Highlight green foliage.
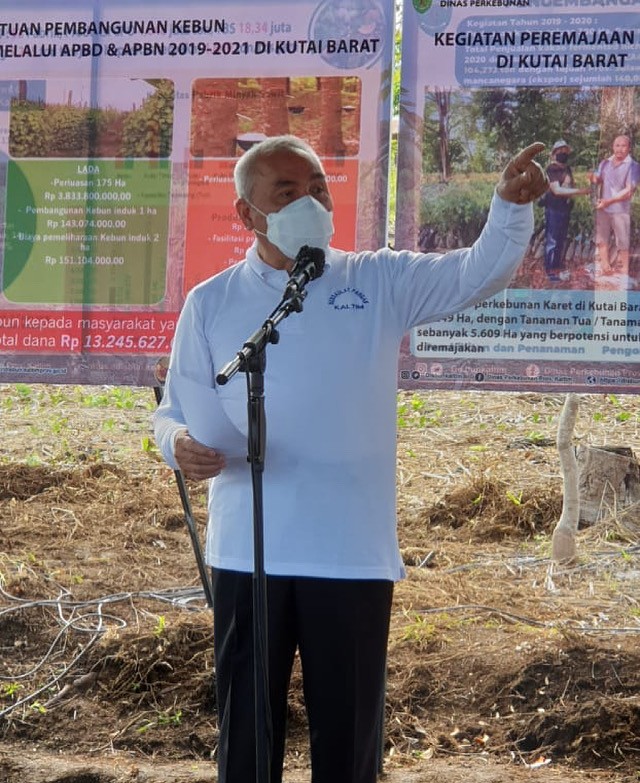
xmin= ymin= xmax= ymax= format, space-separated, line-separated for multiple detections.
xmin=8 ymin=102 xmax=48 ymax=156
xmin=588 ymin=394 xmax=640 ymax=426
xmin=77 ymin=386 xmax=140 ymax=409
xmin=2 ymin=682 xmax=22 ymax=700
xmin=393 ymin=22 xmax=402 ymax=117
xmin=506 ymin=489 xmax=523 ymax=506
xmin=9 ymin=86 xmax=172 ymax=158
xmin=397 ymin=393 xmax=442 ymax=428
xmin=401 ymin=611 xmax=437 ymax=643
xmin=400 ymin=610 xmax=466 ymax=644
xmin=49 ymin=414 xmax=69 ymax=435
xmin=9 ymin=101 xmax=116 ymax=157
xmin=141 ymin=435 xmax=159 ymax=456
xmin=47 ymin=106 xmax=101 ymax=155
xmin=421 ymin=87 xmax=606 ymax=178
xmin=14 ymin=383 xmax=32 ymax=401
xmin=121 ymin=80 xmax=174 ymax=158
xmin=136 ymin=708 xmax=182 ymax=733
xmin=419 ymin=178 xmax=495 ymax=246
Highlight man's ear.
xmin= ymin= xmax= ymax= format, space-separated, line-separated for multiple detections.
xmin=235 ymin=198 xmax=253 ymax=230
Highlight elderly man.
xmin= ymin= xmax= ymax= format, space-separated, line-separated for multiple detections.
xmin=154 ymin=135 xmax=548 ymax=783
xmin=590 ymin=134 xmax=640 ymax=281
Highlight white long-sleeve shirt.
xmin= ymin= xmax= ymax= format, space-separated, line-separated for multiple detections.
xmin=154 ymin=194 xmax=533 ymax=581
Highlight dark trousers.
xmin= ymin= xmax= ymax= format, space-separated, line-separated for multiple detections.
xmin=544 ymin=207 xmax=570 ymax=274
xmin=212 ymin=568 xmax=393 ymax=783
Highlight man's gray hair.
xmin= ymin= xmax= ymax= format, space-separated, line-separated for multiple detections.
xmin=233 ymin=135 xmax=324 ymax=201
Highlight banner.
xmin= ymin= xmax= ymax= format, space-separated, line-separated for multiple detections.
xmin=396 ymin=0 xmax=640 ymax=394
xmin=0 ymin=0 xmax=393 ymax=385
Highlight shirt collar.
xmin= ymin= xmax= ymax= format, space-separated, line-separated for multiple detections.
xmin=245 ymin=241 xmax=333 ymax=289
xmin=245 ymin=242 xmax=289 ymax=288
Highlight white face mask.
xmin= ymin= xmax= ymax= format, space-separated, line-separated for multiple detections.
xmin=249 ymin=195 xmax=334 ymax=259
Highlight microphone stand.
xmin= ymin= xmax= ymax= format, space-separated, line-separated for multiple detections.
xmin=215 ymin=278 xmax=310 ymax=783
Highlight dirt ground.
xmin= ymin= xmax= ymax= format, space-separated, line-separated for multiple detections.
xmin=0 ymin=384 xmax=638 ymax=783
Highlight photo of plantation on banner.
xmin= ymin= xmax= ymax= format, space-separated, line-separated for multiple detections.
xmin=396 ymin=0 xmax=640 ymax=394
xmin=0 ymin=0 xmax=392 ymax=385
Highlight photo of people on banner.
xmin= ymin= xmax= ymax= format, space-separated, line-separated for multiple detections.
xmin=416 ymin=85 xmax=640 ymax=292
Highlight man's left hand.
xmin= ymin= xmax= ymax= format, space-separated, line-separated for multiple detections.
xmin=497 ymin=142 xmax=549 ymax=204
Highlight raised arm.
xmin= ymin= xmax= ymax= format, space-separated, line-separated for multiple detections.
xmin=496 ymin=142 xmax=549 ymax=204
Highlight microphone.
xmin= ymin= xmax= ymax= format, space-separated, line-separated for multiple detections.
xmin=284 ymin=245 xmax=325 ymax=297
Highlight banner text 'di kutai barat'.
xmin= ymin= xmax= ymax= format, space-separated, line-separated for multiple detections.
xmin=0 ymin=0 xmax=392 ymax=385
xmin=396 ymin=0 xmax=640 ymax=394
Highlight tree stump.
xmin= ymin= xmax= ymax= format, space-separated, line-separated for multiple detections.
xmin=576 ymin=445 xmax=640 ymax=525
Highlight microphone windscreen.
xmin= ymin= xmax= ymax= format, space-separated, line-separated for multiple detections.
xmin=294 ymin=245 xmax=325 ymax=280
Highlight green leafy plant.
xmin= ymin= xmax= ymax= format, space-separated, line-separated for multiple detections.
xmin=397 ymin=394 xmax=441 ymax=429
xmin=2 ymin=682 xmax=22 ymax=700
xmin=419 ymin=179 xmax=496 ymax=247
xmin=141 ymin=436 xmax=157 ymax=454
xmin=136 ymin=708 xmax=182 ymax=733
xmin=49 ymin=414 xmax=69 ymax=435
xmin=401 ymin=611 xmax=437 ymax=643
xmin=14 ymin=383 xmax=32 ymax=401
xmin=121 ymin=80 xmax=174 ymax=158
xmin=506 ymin=489 xmax=523 ymax=506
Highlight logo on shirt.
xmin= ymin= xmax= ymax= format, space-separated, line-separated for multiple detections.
xmin=328 ymin=287 xmax=370 ymax=311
